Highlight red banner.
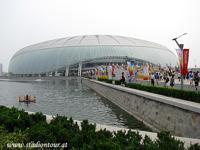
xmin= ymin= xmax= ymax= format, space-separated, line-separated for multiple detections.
xmin=181 ymin=49 xmax=189 ymax=75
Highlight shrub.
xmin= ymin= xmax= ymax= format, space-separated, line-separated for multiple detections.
xmin=143 ymin=135 xmax=159 ymax=150
xmin=97 ymin=78 xmax=200 ymax=102
xmin=0 ymin=106 xmax=47 ymax=132
xmin=115 ymin=80 xmax=121 ymax=85
xmin=112 ymin=130 xmax=143 ymax=150
xmin=27 ymin=122 xmax=56 ymax=143
xmin=0 ymin=125 xmax=28 ymax=150
xmin=29 ymin=112 xmax=46 ymax=125
xmin=156 ymin=131 xmax=184 ymax=150
xmin=0 ymin=107 xmax=31 ymax=132
xmin=98 ymin=76 xmax=108 ymax=80
xmin=188 ymin=144 xmax=200 ymax=150
xmin=1 ymin=106 xmax=200 ymax=149
xmin=50 ymin=116 xmax=80 ymax=146
xmin=127 ymin=83 xmax=200 ymax=103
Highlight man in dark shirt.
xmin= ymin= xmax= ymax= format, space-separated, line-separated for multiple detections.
xmin=120 ymin=72 xmax=125 ymax=85
xmin=194 ymin=71 xmax=199 ymax=91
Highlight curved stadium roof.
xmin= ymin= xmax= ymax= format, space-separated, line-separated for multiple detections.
xmin=9 ymin=35 xmax=178 ymax=74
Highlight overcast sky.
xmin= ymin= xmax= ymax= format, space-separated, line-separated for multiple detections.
xmin=0 ymin=0 xmax=200 ymax=72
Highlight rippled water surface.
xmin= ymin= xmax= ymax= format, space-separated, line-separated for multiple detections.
xmin=0 ymin=79 xmax=150 ymax=130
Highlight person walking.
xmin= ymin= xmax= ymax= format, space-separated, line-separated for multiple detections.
xmin=155 ymin=72 xmax=160 ymax=85
xmin=150 ymin=73 xmax=155 ymax=86
xmin=188 ymin=71 xmax=193 ymax=86
xmin=194 ymin=72 xmax=199 ymax=91
xmin=134 ymin=70 xmax=138 ymax=82
xmin=120 ymin=72 xmax=125 ymax=85
xmin=164 ymin=75 xmax=169 ymax=87
xmin=170 ymin=75 xmax=175 ymax=88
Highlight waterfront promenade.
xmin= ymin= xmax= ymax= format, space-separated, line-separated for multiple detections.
xmin=127 ymin=78 xmax=200 ymax=92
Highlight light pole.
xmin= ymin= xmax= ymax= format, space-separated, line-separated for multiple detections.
xmin=172 ymin=33 xmax=187 ymax=90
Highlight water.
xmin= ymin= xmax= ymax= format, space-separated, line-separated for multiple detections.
xmin=0 ymin=78 xmax=150 ymax=131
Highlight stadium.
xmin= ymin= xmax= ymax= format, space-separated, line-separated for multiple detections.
xmin=8 ymin=35 xmax=178 ymax=77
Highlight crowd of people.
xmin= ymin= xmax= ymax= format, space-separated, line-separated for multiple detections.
xmin=187 ymin=71 xmax=200 ymax=90
xmin=150 ymin=70 xmax=200 ymax=91
xmin=90 ymin=63 xmax=200 ymax=91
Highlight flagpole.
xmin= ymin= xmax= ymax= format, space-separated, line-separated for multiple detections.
xmin=172 ymin=33 xmax=187 ymax=90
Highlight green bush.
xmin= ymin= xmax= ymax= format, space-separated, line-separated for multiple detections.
xmin=50 ymin=116 xmax=80 ymax=146
xmin=97 ymin=79 xmax=200 ymax=102
xmin=0 ymin=106 xmax=30 ymax=132
xmin=97 ymin=78 xmax=108 ymax=82
xmin=188 ymin=144 xmax=200 ymax=150
xmin=143 ymin=135 xmax=158 ymax=150
xmin=0 ymin=106 xmax=200 ymax=150
xmin=29 ymin=112 xmax=46 ymax=124
xmin=97 ymin=78 xmax=113 ymax=84
xmin=0 ymin=106 xmax=46 ymax=132
xmin=112 ymin=130 xmax=142 ymax=150
xmin=97 ymin=78 xmax=124 ymax=85
xmin=156 ymin=131 xmax=184 ymax=150
xmin=115 ymin=80 xmax=122 ymax=85
xmin=27 ymin=122 xmax=57 ymax=143
xmin=0 ymin=126 xmax=28 ymax=150
xmin=126 ymin=83 xmax=200 ymax=103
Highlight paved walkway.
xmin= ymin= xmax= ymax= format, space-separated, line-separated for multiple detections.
xmin=130 ymin=78 xmax=199 ymax=92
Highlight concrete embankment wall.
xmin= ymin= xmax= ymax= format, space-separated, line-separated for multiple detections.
xmin=82 ymin=78 xmax=200 ymax=139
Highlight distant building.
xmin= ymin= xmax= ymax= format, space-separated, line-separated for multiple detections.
xmin=0 ymin=63 xmax=2 ymax=76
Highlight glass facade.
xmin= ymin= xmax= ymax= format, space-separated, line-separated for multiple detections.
xmin=9 ymin=35 xmax=178 ymax=74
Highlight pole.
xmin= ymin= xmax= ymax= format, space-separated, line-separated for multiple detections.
xmin=172 ymin=33 xmax=187 ymax=90
xmin=172 ymin=39 xmax=185 ymax=90
xmin=180 ymin=44 xmax=184 ymax=90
